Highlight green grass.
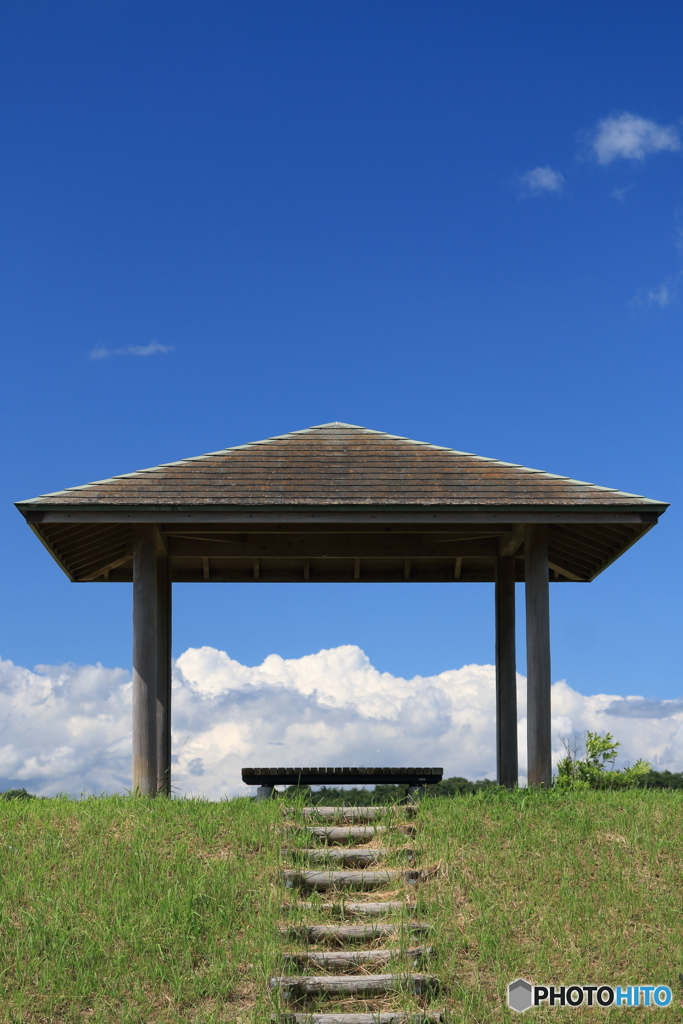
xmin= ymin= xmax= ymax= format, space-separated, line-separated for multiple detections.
xmin=1 ymin=790 xmax=682 ymax=1023
xmin=419 ymin=788 xmax=683 ymax=1021
xmin=0 ymin=796 xmax=281 ymax=1024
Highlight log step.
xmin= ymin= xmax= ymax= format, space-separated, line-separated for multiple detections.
xmin=283 ymin=946 xmax=433 ymax=968
xmin=286 ymin=849 xmax=413 ymax=866
xmin=285 ymin=807 xmax=417 ymax=821
xmin=280 ymin=923 xmax=432 ymax=943
xmin=269 ymin=973 xmax=439 ymax=997
xmin=283 ymin=870 xmax=421 ymax=891
xmin=273 ymin=1014 xmax=443 ymax=1022
xmin=306 ymin=826 xmax=384 ymax=843
xmin=292 ymin=902 xmax=411 ymax=916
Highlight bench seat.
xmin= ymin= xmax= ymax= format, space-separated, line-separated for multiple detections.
xmin=241 ymin=767 xmax=443 ymax=787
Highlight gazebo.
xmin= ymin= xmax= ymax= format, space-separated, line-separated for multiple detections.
xmin=15 ymin=423 xmax=667 ymax=794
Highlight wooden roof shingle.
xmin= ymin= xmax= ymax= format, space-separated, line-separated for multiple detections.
xmin=15 ymin=423 xmax=667 ymax=511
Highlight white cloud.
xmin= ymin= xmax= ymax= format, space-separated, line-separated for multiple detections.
xmin=89 ymin=342 xmax=174 ymax=360
xmin=519 ymin=166 xmax=565 ymax=195
xmin=647 ymin=283 xmax=673 ymax=307
xmin=2 ymin=646 xmax=682 ymax=799
xmin=610 ymin=184 xmax=633 ymax=203
xmin=631 ymin=274 xmax=680 ymax=308
xmin=590 ymin=112 xmax=680 ymax=165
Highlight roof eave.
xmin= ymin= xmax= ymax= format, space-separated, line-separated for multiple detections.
xmin=17 ymin=500 xmax=669 ymax=521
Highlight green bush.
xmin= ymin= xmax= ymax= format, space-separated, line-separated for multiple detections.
xmin=556 ymin=730 xmax=650 ymax=790
xmin=282 ymin=777 xmax=498 ymax=803
xmin=638 ymin=769 xmax=683 ymax=789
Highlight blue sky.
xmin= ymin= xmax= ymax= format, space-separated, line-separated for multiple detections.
xmin=1 ymin=1 xmax=681 ymax=713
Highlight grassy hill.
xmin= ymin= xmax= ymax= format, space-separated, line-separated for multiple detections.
xmin=1 ymin=789 xmax=682 ymax=1022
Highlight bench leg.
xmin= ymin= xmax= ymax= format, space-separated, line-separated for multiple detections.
xmin=256 ymin=785 xmax=275 ymax=800
xmin=407 ymin=783 xmax=426 ymax=802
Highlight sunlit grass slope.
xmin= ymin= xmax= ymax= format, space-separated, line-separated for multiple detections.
xmin=1 ymin=790 xmax=682 ymax=1023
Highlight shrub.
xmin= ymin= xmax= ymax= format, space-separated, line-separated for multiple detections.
xmin=556 ymin=731 xmax=650 ymax=791
xmin=638 ymin=769 xmax=683 ymax=789
xmin=281 ymin=777 xmax=497 ymax=803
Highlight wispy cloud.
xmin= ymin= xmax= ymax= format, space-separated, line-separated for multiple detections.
xmin=632 ymin=274 xmax=680 ymax=309
xmin=1 ymin=645 xmax=681 ymax=798
xmin=518 ymin=165 xmax=565 ymax=196
xmin=603 ymin=697 xmax=683 ymax=719
xmin=590 ymin=112 xmax=680 ymax=165
xmin=610 ymin=184 xmax=633 ymax=203
xmin=89 ymin=341 xmax=174 ymax=360
xmin=647 ymin=283 xmax=674 ymax=307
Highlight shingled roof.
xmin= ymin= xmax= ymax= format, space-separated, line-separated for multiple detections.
xmin=16 ymin=422 xmax=666 ymax=511
xmin=15 ymin=424 xmax=667 ymax=584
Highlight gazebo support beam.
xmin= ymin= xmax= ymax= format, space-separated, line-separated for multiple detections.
xmin=132 ymin=525 xmax=158 ymax=796
xmin=495 ymin=554 xmax=518 ymax=788
xmin=525 ymin=524 xmax=552 ymax=787
xmin=156 ymin=554 xmax=172 ymax=795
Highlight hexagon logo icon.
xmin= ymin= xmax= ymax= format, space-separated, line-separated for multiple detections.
xmin=508 ymin=978 xmax=534 ymax=1013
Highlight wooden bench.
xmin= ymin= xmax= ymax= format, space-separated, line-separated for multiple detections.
xmin=241 ymin=766 xmax=443 ymax=799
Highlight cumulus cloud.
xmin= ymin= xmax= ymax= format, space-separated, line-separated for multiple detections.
xmin=1 ymin=645 xmax=682 ymax=799
xmin=590 ymin=112 xmax=680 ymax=165
xmin=0 ymin=659 xmax=132 ymax=795
xmin=89 ymin=342 xmax=174 ymax=360
xmin=519 ymin=166 xmax=565 ymax=196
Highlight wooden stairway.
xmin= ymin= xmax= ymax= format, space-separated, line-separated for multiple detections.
xmin=271 ymin=805 xmax=442 ymax=1024
xmin=276 ymin=1017 xmax=442 ymax=1023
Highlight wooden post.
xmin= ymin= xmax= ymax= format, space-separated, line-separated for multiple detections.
xmin=525 ymin=524 xmax=552 ymax=787
xmin=132 ymin=525 xmax=158 ymax=796
xmin=495 ymin=555 xmax=518 ymax=788
xmin=156 ymin=554 xmax=172 ymax=796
